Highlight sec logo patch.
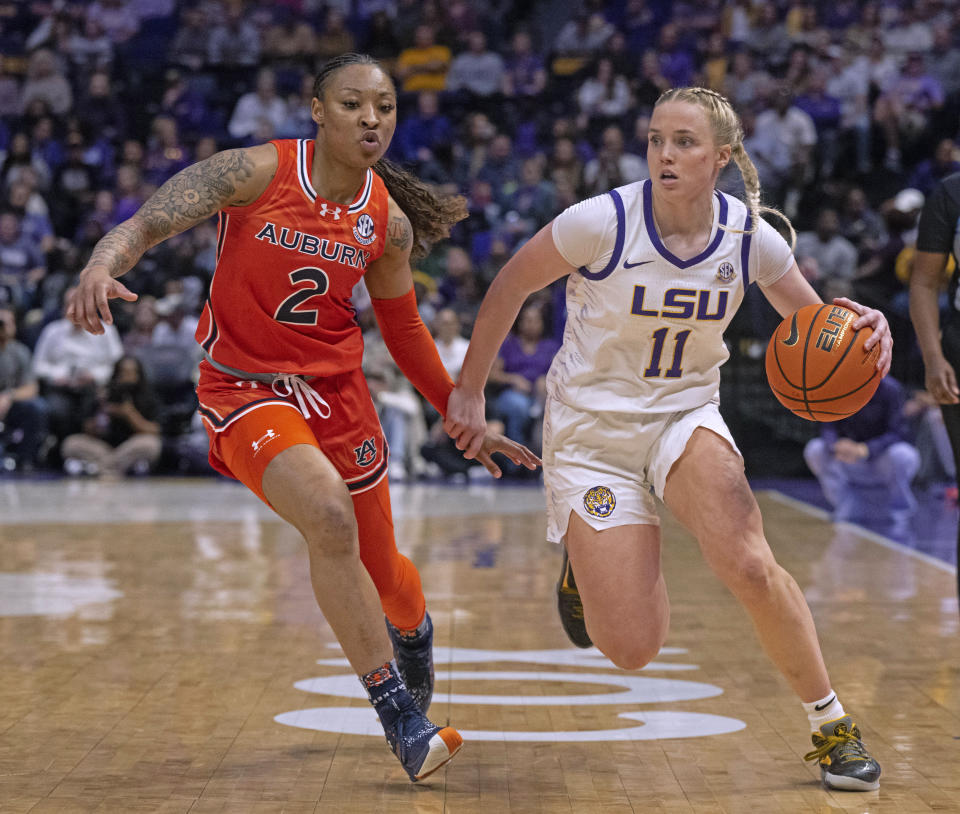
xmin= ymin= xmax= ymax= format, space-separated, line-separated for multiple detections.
xmin=583 ymin=486 xmax=616 ymax=518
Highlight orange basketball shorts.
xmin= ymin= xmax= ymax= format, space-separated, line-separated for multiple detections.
xmin=196 ymin=360 xmax=388 ymax=503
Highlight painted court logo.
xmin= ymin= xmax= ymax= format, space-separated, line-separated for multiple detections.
xmin=353 ymin=213 xmax=376 ymax=245
xmin=583 ymin=486 xmax=616 ymax=518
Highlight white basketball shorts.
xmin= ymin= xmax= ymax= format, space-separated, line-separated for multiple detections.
xmin=542 ymin=397 xmax=741 ymax=543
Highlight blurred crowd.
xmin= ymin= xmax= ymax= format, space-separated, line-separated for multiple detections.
xmin=0 ymin=0 xmax=958 ymax=482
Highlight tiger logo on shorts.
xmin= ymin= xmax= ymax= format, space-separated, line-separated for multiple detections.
xmin=583 ymin=486 xmax=616 ymax=518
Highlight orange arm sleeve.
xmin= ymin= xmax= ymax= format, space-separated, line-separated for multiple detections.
xmin=370 ymin=287 xmax=454 ymax=416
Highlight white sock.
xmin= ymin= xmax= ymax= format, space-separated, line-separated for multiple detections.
xmin=802 ymin=689 xmax=846 ymax=733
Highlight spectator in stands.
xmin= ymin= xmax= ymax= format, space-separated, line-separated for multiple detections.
xmin=144 ymin=116 xmax=191 ymax=187
xmin=316 ymin=10 xmax=356 ymax=63
xmin=928 ymin=27 xmax=960 ymax=112
xmin=754 ymin=82 xmax=817 ymax=216
xmin=75 ymin=71 xmax=127 ymax=147
xmin=855 ymin=187 xmax=925 ymax=313
xmin=113 ymin=164 xmax=147 ymax=224
xmin=476 ymin=133 xmax=521 ymax=207
xmin=804 ymin=376 xmax=920 ymax=525
xmin=576 ymin=57 xmax=633 ymax=137
xmin=874 ymin=52 xmax=943 ymax=171
xmin=839 ymin=186 xmax=887 ymax=264
xmin=489 ymin=303 xmax=558 ymax=465
xmin=583 ymin=125 xmax=648 ymax=196
xmin=393 ymin=91 xmax=453 ymax=166
xmin=261 ymin=7 xmax=317 ymax=65
xmin=549 ymin=137 xmax=584 ymax=198
xmin=160 ymin=69 xmax=214 ymax=142
xmin=0 ymin=306 xmax=47 ymax=471
xmin=501 ymin=30 xmax=547 ymax=101
xmin=7 ymin=181 xmax=54 ymax=255
xmin=446 ymin=30 xmax=505 ymax=107
xmin=0 ymin=210 xmax=45 ymax=311
xmin=656 ymin=22 xmax=695 ymax=88
xmin=169 ymin=4 xmax=210 ymax=71
xmin=208 ymin=2 xmax=261 ymax=68
xmin=554 ymin=11 xmax=613 ymax=60
xmin=67 ymin=16 xmax=114 ymax=78
xmin=432 ymin=307 xmax=469 ymax=381
xmin=506 ymin=157 xmax=557 ymax=242
xmin=794 ymin=67 xmax=843 ymax=178
xmin=395 ymin=24 xmax=451 ymax=93
xmin=122 ymin=295 xmax=159 ymax=356
xmin=86 ymin=0 xmax=140 ymax=46
xmin=359 ymin=13 xmax=400 ymax=72
xmin=748 ymin=2 xmax=789 ymax=73
xmin=722 ymin=49 xmax=769 ymax=112
xmin=33 ymin=287 xmax=123 ymax=444
xmin=634 ymin=49 xmax=671 ymax=112
xmin=62 ymin=354 xmax=161 ymax=477
xmin=794 ymin=208 xmax=858 ymax=300
xmin=0 ymin=132 xmax=49 ymax=193
xmin=228 ymin=68 xmax=289 ymax=143
xmin=20 ymin=48 xmax=72 ymax=117
xmin=908 ymin=138 xmax=960 ymax=196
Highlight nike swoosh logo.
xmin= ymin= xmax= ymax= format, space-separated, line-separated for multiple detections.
xmin=814 ymin=694 xmax=836 ymax=712
xmin=781 ymin=312 xmax=800 ymax=347
xmin=623 ymin=259 xmax=653 ymax=269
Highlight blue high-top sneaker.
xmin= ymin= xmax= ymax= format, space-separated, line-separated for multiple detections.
xmin=385 ymin=611 xmax=435 ymax=713
xmin=362 ymin=660 xmax=461 ymax=782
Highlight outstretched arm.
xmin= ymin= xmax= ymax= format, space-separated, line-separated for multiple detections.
xmin=444 ymin=222 xmax=573 ymax=459
xmin=68 ymin=144 xmax=277 ymax=334
xmin=365 ymin=197 xmax=541 ymax=477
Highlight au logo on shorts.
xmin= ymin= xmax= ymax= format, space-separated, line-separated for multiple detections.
xmin=354 ymin=436 xmax=378 ymax=467
xmin=583 ymin=486 xmax=616 ymax=518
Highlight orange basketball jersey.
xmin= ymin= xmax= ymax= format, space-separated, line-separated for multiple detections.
xmin=195 ymin=138 xmax=389 ymax=377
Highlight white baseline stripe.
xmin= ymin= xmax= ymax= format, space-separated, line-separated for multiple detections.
xmin=760 ymin=489 xmax=957 ymax=575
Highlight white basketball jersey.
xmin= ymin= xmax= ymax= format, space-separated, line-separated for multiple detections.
xmin=548 ymin=180 xmax=787 ymax=414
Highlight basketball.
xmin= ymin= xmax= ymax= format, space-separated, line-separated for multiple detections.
xmin=765 ymin=303 xmax=881 ymax=421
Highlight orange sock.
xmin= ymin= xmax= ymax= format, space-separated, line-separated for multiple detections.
xmin=352 ymin=478 xmax=426 ymax=630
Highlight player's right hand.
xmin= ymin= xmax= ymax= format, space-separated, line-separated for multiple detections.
xmin=67 ymin=268 xmax=138 ymax=335
xmin=925 ymin=355 xmax=960 ymax=404
xmin=444 ymin=385 xmax=486 ymax=459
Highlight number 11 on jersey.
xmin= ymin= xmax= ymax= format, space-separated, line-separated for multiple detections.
xmin=644 ymin=328 xmax=690 ymax=378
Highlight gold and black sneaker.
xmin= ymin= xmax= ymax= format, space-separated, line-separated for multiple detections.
xmin=556 ymin=547 xmax=592 ymax=648
xmin=804 ymin=715 xmax=881 ymax=791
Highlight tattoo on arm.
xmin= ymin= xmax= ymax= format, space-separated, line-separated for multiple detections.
xmin=387 ymin=215 xmax=413 ymax=253
xmin=87 ymin=150 xmax=257 ymax=278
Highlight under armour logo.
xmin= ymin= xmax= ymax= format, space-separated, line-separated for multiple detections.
xmin=318 ymin=203 xmax=342 ymax=220
xmin=252 ymin=428 xmax=277 ymax=454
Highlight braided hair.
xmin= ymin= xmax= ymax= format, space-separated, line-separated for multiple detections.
xmin=313 ymin=53 xmax=467 ymax=260
xmin=654 ymin=87 xmax=796 ymax=249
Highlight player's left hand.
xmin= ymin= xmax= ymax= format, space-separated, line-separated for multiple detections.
xmin=473 ymin=433 xmax=542 ymax=479
xmin=832 ymin=297 xmax=892 ymax=376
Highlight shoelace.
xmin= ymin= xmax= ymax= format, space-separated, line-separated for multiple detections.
xmin=271 ymin=374 xmax=331 ymax=419
xmin=803 ymin=723 xmax=869 ymax=763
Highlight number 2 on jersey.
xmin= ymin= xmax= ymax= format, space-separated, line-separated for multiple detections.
xmin=644 ymin=328 xmax=690 ymax=378
xmin=275 ymin=267 xmax=330 ymax=325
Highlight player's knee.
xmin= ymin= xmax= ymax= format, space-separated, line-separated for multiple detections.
xmin=593 ymin=615 xmax=667 ymax=670
xmin=597 ymin=631 xmax=664 ymax=671
xmin=716 ymin=548 xmax=776 ymax=598
xmin=301 ymin=493 xmax=358 ymax=556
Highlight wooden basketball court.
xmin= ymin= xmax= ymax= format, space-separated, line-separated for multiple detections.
xmin=1 ymin=477 xmax=958 ymax=813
